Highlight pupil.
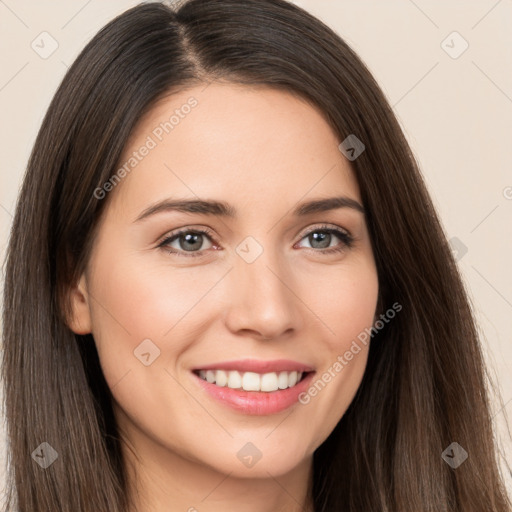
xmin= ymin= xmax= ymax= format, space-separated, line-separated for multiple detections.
xmin=182 ymin=233 xmax=202 ymax=251
xmin=311 ymin=231 xmax=330 ymax=249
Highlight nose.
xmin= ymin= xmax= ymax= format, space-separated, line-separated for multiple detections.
xmin=223 ymin=247 xmax=303 ymax=341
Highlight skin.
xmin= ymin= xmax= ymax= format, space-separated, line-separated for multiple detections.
xmin=67 ymin=82 xmax=379 ymax=512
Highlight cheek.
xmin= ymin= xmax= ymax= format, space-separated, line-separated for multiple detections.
xmin=86 ymin=252 xmax=230 ymax=382
xmin=296 ymin=257 xmax=378 ymax=445
xmin=301 ymin=256 xmax=379 ymax=349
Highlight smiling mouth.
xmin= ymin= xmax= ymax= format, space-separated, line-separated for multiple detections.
xmin=192 ymin=369 xmax=311 ymax=393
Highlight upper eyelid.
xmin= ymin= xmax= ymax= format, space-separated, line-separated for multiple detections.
xmin=158 ymin=223 xmax=352 ymax=248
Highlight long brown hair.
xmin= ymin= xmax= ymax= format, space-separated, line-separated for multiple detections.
xmin=2 ymin=1 xmax=511 ymax=510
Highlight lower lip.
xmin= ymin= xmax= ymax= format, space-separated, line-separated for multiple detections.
xmin=192 ymin=371 xmax=315 ymax=415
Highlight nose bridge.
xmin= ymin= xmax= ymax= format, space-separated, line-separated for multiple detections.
xmin=223 ymin=236 xmax=301 ymax=338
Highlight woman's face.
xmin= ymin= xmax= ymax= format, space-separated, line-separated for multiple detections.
xmin=69 ymin=82 xmax=379 ymax=479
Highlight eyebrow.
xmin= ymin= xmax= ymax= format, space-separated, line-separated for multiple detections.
xmin=134 ymin=195 xmax=365 ymax=223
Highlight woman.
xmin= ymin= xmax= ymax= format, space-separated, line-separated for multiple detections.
xmin=2 ymin=0 xmax=510 ymax=510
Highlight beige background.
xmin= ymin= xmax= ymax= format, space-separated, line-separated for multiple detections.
xmin=1 ymin=0 xmax=511 ymax=504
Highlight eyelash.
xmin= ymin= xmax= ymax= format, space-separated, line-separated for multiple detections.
xmin=157 ymin=224 xmax=354 ymax=258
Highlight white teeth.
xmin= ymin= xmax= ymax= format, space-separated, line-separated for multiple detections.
xmin=242 ymin=372 xmax=260 ymax=391
xmin=260 ymin=372 xmax=279 ymax=392
xmin=227 ymin=370 xmax=242 ymax=389
xmin=197 ymin=369 xmax=305 ymax=392
xmin=216 ymin=370 xmax=228 ymax=387
xmin=277 ymin=371 xmax=289 ymax=389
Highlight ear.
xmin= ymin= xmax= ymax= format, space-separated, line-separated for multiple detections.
xmin=66 ymin=274 xmax=92 ymax=335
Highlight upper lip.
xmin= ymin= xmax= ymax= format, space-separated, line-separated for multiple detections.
xmin=192 ymin=359 xmax=315 ymax=374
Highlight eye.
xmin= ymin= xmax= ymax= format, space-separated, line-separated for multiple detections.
xmin=157 ymin=227 xmax=216 ymax=257
xmin=157 ymin=223 xmax=354 ymax=258
xmin=295 ymin=224 xmax=354 ymax=255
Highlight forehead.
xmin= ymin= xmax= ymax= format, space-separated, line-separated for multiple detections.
xmin=108 ymin=82 xmax=361 ymax=221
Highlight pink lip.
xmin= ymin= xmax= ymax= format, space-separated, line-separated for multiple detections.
xmin=192 ymin=370 xmax=316 ymax=415
xmin=192 ymin=359 xmax=315 ymax=373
